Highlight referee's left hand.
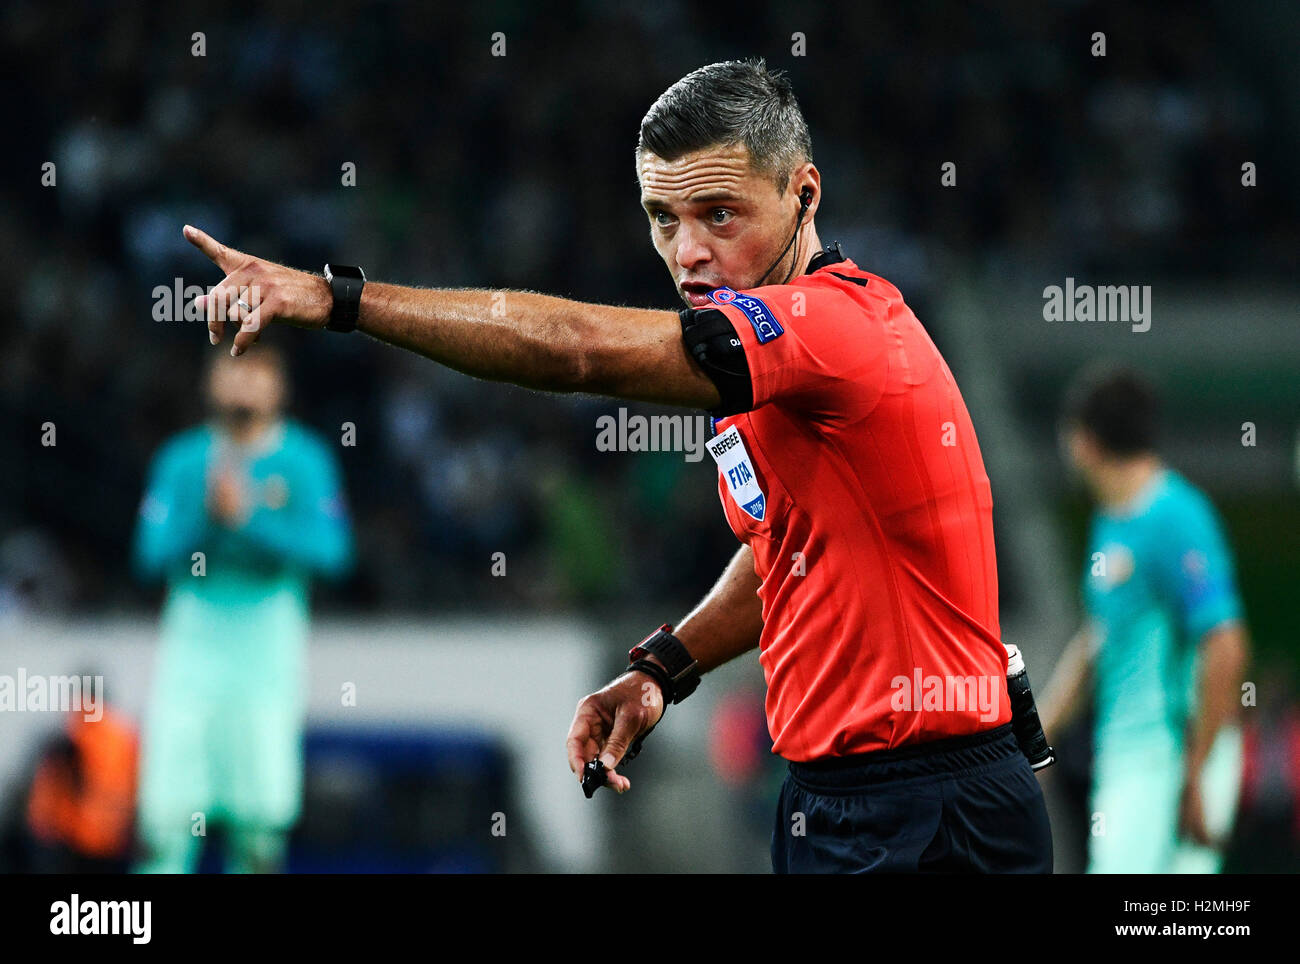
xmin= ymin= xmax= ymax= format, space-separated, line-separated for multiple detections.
xmin=566 ymin=671 xmax=665 ymax=794
xmin=184 ymin=225 xmax=333 ymax=356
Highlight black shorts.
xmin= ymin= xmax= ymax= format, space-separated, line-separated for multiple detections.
xmin=771 ymin=723 xmax=1053 ymax=873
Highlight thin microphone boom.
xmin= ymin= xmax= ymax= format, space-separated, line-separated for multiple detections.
xmin=755 ymin=188 xmax=813 ymax=288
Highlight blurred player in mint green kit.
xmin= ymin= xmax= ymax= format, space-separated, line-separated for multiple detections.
xmin=1040 ymin=366 xmax=1249 ymax=873
xmin=132 ymin=346 xmax=352 ymax=872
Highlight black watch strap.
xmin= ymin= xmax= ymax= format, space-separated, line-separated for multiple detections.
xmin=628 ymin=624 xmax=701 ymax=704
xmin=324 ymin=263 xmax=366 ymax=333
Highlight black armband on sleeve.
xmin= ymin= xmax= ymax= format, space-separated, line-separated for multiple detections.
xmin=679 ymin=307 xmax=754 ymax=416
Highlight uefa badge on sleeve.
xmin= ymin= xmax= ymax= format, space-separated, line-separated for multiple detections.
xmin=710 ymin=286 xmax=784 ymax=344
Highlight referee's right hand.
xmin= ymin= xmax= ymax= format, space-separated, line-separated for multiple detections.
xmin=566 ymin=671 xmax=665 ymax=794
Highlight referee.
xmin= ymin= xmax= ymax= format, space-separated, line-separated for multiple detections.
xmin=187 ymin=59 xmax=1053 ymax=874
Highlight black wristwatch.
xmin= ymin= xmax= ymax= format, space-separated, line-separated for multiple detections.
xmin=628 ymin=624 xmax=701 ymax=705
xmin=323 ymin=263 xmax=366 ymax=332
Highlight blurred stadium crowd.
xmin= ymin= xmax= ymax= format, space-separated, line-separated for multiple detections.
xmin=2 ymin=0 xmax=1292 ymax=618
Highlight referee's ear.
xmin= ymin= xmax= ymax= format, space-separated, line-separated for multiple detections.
xmin=789 ymin=162 xmax=821 ymax=221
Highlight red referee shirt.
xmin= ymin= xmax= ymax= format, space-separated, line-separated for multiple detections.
xmin=696 ymin=247 xmax=1011 ymax=762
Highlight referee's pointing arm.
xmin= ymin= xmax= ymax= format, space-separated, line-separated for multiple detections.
xmin=186 ymin=221 xmax=724 ymax=409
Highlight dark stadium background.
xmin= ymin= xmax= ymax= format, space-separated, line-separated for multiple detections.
xmin=1 ymin=0 xmax=1296 ymax=873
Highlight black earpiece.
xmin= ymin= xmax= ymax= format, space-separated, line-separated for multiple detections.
xmin=756 ymin=187 xmax=816 ymax=287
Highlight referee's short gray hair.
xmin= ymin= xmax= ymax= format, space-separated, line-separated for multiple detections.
xmin=637 ymin=58 xmax=813 ymax=192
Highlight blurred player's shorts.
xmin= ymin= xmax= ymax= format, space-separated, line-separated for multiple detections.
xmin=138 ymin=692 xmax=304 ymax=835
xmin=1087 ymin=725 xmax=1242 ymax=873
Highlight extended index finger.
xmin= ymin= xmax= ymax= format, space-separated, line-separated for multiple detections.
xmin=183 ymin=224 xmax=242 ymax=273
